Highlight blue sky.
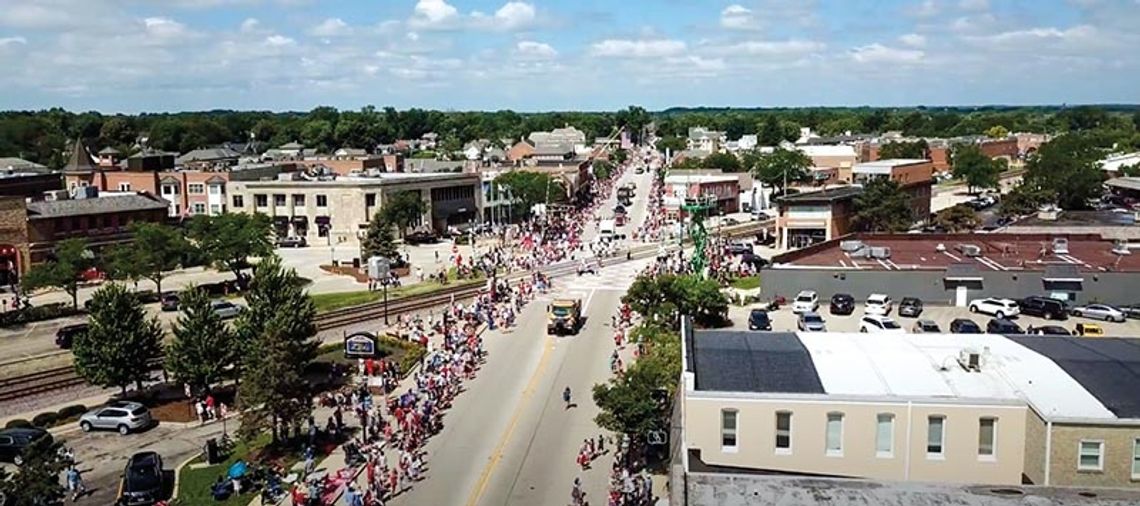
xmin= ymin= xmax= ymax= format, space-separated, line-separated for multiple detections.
xmin=0 ymin=0 xmax=1137 ymax=112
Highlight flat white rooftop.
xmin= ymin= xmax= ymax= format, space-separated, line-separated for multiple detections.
xmin=852 ymin=158 xmax=929 ymax=174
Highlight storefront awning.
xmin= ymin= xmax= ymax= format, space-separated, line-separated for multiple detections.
xmin=291 ymin=216 xmax=308 ymax=224
xmin=315 ymin=216 xmax=331 ymax=225
xmin=944 ymin=263 xmax=983 ymax=281
xmin=1043 ymin=264 xmax=1084 ymax=282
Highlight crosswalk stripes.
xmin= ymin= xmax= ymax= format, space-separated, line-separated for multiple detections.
xmin=554 ymin=258 xmax=653 ymax=293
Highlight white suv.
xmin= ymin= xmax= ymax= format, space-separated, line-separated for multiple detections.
xmin=859 ymin=315 xmax=906 ymax=334
xmin=969 ymin=298 xmax=1020 ymax=319
xmin=864 ymin=294 xmax=893 ymax=316
xmin=792 ymin=291 xmax=819 ymax=314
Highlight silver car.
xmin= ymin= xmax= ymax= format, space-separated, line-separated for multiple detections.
xmin=79 ymin=401 xmax=152 ymax=435
xmin=798 ymin=312 xmax=827 ymax=332
xmin=1071 ymin=304 xmax=1126 ymax=322
xmin=210 ymin=300 xmax=242 ymax=319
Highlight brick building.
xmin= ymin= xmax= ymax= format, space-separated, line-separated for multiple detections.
xmin=851 ymin=158 xmax=934 ymax=220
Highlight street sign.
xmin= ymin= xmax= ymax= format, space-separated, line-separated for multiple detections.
xmin=368 ymin=256 xmax=390 ymax=280
xmin=344 ymin=332 xmax=378 ymax=358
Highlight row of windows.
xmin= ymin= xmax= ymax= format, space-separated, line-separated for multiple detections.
xmin=118 ymin=182 xmax=223 ymax=194
xmin=719 ymin=410 xmax=997 ymax=460
xmin=1078 ymin=439 xmax=1140 ymax=477
xmin=431 ymin=186 xmax=475 ymax=202
xmin=240 ymin=194 xmax=330 ymax=209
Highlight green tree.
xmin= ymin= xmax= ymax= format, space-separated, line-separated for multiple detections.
xmin=493 ymin=171 xmax=564 ymax=217
xmin=301 ymin=119 xmax=335 ymax=153
xmin=187 ymin=213 xmax=273 ymax=288
xmin=611 ymin=149 xmax=629 ymax=165
xmin=593 ymin=324 xmax=680 ymax=436
xmin=592 ymin=159 xmax=615 ymax=180
xmin=999 ymin=182 xmax=1054 ymax=218
xmin=236 ymin=256 xmax=318 ymax=442
xmin=360 ymin=213 xmax=400 ymax=262
xmin=381 ymin=191 xmax=428 ymax=237
xmin=984 ymin=125 xmax=1010 ymax=139
xmin=748 ymin=148 xmax=812 ymax=194
xmin=74 ymin=283 xmax=164 ymax=393
xmin=951 ymin=144 xmax=1002 ymax=195
xmin=852 ymin=178 xmax=915 ymax=232
xmin=655 ymin=136 xmax=686 ymax=154
xmin=756 ymin=116 xmax=784 ymax=146
xmin=700 ymin=152 xmax=743 ymax=172
xmin=878 ymin=140 xmax=929 ymax=159
xmin=931 ymin=204 xmax=981 ymax=232
xmin=105 ymin=222 xmax=187 ymax=294
xmin=167 ymin=286 xmax=235 ymax=396
xmin=1024 ymin=134 xmax=1103 ymax=210
xmin=0 ymin=435 xmax=67 ymax=504
xmin=623 ymin=274 xmax=728 ymax=329
xmin=20 ymin=238 xmax=92 ymax=309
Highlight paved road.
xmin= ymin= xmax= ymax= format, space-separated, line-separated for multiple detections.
xmin=582 ymin=161 xmax=657 ymax=246
xmin=392 ymin=263 xmax=642 ymax=506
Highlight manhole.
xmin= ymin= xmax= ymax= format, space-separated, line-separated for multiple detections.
xmin=1079 ymin=491 xmax=1098 ymax=498
xmin=990 ymin=488 xmax=1025 ymax=496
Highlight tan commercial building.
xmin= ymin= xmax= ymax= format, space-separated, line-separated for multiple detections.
xmin=679 ymin=328 xmax=1140 ymax=489
xmin=851 ymin=158 xmax=934 ymax=219
xmin=775 ymin=186 xmax=861 ymax=249
xmin=226 ymin=172 xmax=481 ymax=245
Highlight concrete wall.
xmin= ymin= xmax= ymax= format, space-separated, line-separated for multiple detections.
xmin=685 ymin=394 xmax=1027 ymax=485
xmin=1024 ymin=409 xmax=1048 ymax=485
xmin=762 ymin=268 xmax=1140 ymax=306
xmin=1048 ymin=423 xmax=1140 ymax=488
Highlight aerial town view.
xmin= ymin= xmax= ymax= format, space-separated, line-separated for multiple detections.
xmin=2 ymin=1 xmax=1140 ymax=505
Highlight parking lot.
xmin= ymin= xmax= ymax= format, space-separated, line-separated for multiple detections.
xmin=728 ymin=301 xmax=1140 ymax=336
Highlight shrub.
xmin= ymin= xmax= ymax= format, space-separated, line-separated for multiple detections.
xmin=57 ymin=405 xmax=88 ymax=419
xmin=31 ymin=411 xmax=59 ymax=428
xmin=5 ymin=419 xmax=32 ymax=429
xmin=0 ymin=303 xmax=84 ymax=328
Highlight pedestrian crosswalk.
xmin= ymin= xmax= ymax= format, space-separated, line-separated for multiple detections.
xmin=553 ymin=257 xmax=654 ymax=293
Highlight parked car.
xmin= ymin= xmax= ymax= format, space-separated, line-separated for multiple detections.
xmin=829 ymin=293 xmax=855 ymax=315
xmin=748 ymin=309 xmax=772 ymax=331
xmin=792 ymin=291 xmax=819 ymax=314
xmin=859 ymin=315 xmax=905 ymax=334
xmin=1117 ymin=303 xmax=1140 ymax=319
xmin=54 ymin=323 xmax=88 ymax=349
xmin=1075 ymin=323 xmax=1106 ymax=337
xmin=898 ymin=297 xmax=923 ymax=317
xmin=118 ymin=451 xmax=164 ymax=506
xmin=722 ymin=217 xmax=741 ymax=226
xmin=1071 ymin=304 xmax=1126 ymax=323
xmin=726 ymin=242 xmax=752 ymax=256
xmin=912 ymin=319 xmax=941 ymax=333
xmin=797 ymin=312 xmax=827 ymax=332
xmin=404 ymin=231 xmax=439 ymax=245
xmin=0 ymin=427 xmax=51 ymax=465
xmin=987 ymin=318 xmax=1024 ymax=334
xmin=635 ymin=167 xmax=645 ymax=174
xmin=864 ymin=294 xmax=893 ymax=316
xmin=1018 ymin=296 xmax=1069 ymax=320
xmin=1027 ymin=325 xmax=1071 ymax=336
xmin=159 ymin=292 xmax=180 ymax=312
xmin=740 ymin=253 xmax=768 ymax=269
xmin=210 ymin=300 xmax=242 ymax=320
xmin=79 ymin=401 xmax=153 ymax=435
xmin=275 ymin=236 xmax=307 ymax=248
xmin=969 ymin=298 xmax=1020 ymax=319
xmin=949 ymin=318 xmax=983 ymax=334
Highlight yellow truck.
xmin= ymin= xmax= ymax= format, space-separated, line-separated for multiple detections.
xmin=547 ymin=299 xmax=583 ymax=335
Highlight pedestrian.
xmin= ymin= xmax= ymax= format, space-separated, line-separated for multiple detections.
xmin=195 ymin=400 xmax=206 ymax=424
xmin=344 ymin=483 xmax=363 ymax=506
xmin=66 ymin=465 xmax=86 ymax=501
xmin=303 ymin=445 xmax=315 ymax=477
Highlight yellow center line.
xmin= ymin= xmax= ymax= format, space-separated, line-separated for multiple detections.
xmin=465 ymin=336 xmax=556 ymax=506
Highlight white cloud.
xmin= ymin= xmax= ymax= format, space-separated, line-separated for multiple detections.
xmin=240 ymin=18 xmax=261 ymax=33
xmin=850 ymin=43 xmax=925 ymax=63
xmin=590 ymin=39 xmax=686 ymax=58
xmin=264 ymin=34 xmax=295 ymax=47
xmin=409 ymin=0 xmax=460 ymax=29
xmin=0 ymin=36 xmax=27 ymax=47
xmin=492 ymin=2 xmax=536 ymax=30
xmin=899 ymin=33 xmax=927 ymax=47
xmin=723 ymin=39 xmax=825 ymax=55
xmin=720 ymin=4 xmax=755 ymax=30
xmin=910 ymin=0 xmax=941 ymax=18
xmin=971 ymin=25 xmax=1096 ymax=45
xmin=958 ymin=0 xmax=989 ymax=10
xmin=514 ymin=40 xmax=556 ymax=59
xmin=309 ymin=18 xmax=350 ymax=37
xmin=143 ymin=17 xmax=192 ymax=40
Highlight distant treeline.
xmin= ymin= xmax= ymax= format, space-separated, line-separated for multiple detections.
xmin=2 ymin=105 xmax=1138 ymax=170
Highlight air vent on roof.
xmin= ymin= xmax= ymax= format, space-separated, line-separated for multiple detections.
xmin=956 ymin=244 xmax=981 ymax=257
xmin=958 ymin=349 xmax=981 ymax=372
xmin=1052 ymin=238 xmax=1070 ymax=255
xmin=840 ymin=240 xmax=865 ymax=252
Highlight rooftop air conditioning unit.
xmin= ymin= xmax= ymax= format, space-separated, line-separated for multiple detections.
xmin=956 ymin=244 xmax=981 ymax=257
xmin=1052 ymin=237 xmax=1070 ymax=255
xmin=42 ymin=190 xmax=69 ymax=201
xmin=840 ymin=240 xmax=865 ymax=253
xmin=957 ymin=349 xmax=982 ymax=372
xmin=869 ymin=247 xmax=891 ymax=259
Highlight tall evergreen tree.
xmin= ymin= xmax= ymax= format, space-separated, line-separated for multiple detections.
xmin=0 ymin=435 xmax=67 ymax=505
xmin=236 ymin=256 xmax=318 ymax=442
xmin=360 ymin=212 xmax=400 ymax=262
xmin=74 ymin=283 xmax=164 ymax=393
xmin=166 ymin=286 xmax=235 ymax=396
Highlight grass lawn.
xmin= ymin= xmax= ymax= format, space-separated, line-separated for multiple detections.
xmin=310 ymin=277 xmax=483 ymax=312
xmin=175 ymin=432 xmax=330 ymax=506
xmin=729 ymin=276 xmax=761 ymax=290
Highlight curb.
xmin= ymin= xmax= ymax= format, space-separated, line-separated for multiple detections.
xmin=170 ymin=450 xmax=203 ymax=502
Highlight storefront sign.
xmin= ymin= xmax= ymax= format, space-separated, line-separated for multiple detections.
xmin=344 ymin=332 xmax=378 ymax=358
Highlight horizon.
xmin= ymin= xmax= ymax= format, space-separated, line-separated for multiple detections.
xmin=1 ymin=0 xmax=1138 ymax=112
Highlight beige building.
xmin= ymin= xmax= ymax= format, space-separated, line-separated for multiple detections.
xmin=226 ymin=172 xmax=480 ymax=245
xmin=680 ymin=328 xmax=1140 ymax=489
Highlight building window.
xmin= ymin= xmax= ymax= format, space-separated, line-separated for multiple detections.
xmin=232 ymin=195 xmax=244 ymax=208
xmin=775 ymin=411 xmax=792 ymax=453
xmin=721 ymin=409 xmax=738 ymax=451
xmin=255 ymin=194 xmax=268 ymax=207
xmin=876 ymin=414 xmax=894 ymax=457
xmin=316 ymin=194 xmax=328 ymax=207
xmin=927 ymin=415 xmax=945 ymax=458
xmin=118 ymin=182 xmax=131 ymax=192
xmin=192 ymin=203 xmax=206 ymax=215
xmin=293 ymin=194 xmax=305 ymax=207
xmin=188 ymin=183 xmax=205 ymax=194
xmin=978 ymin=418 xmax=997 ymax=459
xmin=208 ymin=184 xmax=222 ymax=195
xmin=366 ymin=193 xmax=376 ymax=207
xmin=209 ymin=204 xmax=221 ymax=215
xmin=161 ymin=185 xmax=178 ymax=196
xmin=1132 ymin=439 xmax=1140 ymax=479
xmin=1079 ymin=440 xmax=1104 ymax=471
xmin=825 ymin=413 xmax=843 ymax=456
xmin=273 ymin=194 xmax=286 ymax=207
